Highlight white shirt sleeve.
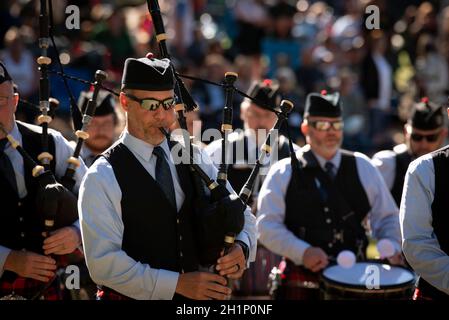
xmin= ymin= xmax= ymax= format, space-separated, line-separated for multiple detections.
xmin=371 ymin=150 xmax=397 ymax=190
xmin=400 ymin=156 xmax=449 ymax=294
xmin=256 ymin=156 xmax=312 ymax=265
xmin=79 ymin=158 xmax=179 ymax=300
xmin=355 ymin=153 xmax=401 ymax=253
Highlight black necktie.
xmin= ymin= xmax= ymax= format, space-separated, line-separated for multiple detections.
xmin=153 ymin=146 xmax=177 ymax=210
xmin=0 ymin=138 xmax=18 ymax=195
xmin=325 ymin=161 xmax=336 ymax=180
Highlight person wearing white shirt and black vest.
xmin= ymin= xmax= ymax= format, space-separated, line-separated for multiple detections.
xmin=79 ymin=56 xmax=256 ymax=300
xmin=205 ymin=79 xmax=299 ymax=297
xmin=76 ymin=90 xmax=119 ymax=168
xmin=0 ymin=61 xmax=86 ymax=300
xmin=400 ymin=107 xmax=449 ymax=300
xmin=372 ymin=97 xmax=447 ymax=206
xmin=257 ymin=90 xmax=402 ymax=300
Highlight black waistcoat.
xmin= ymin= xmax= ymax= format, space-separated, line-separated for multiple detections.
xmin=417 ymin=146 xmax=449 ymax=300
xmin=285 ymin=149 xmax=371 ymax=259
xmin=391 ymin=149 xmax=413 ymax=206
xmin=0 ymin=122 xmax=56 ymax=282
xmin=101 ymin=142 xmax=200 ymax=298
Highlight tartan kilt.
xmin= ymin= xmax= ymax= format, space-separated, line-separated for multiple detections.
xmin=0 ymin=276 xmax=61 ymax=300
xmin=96 ymin=286 xmax=132 ymax=300
xmin=272 ymin=261 xmax=320 ymax=300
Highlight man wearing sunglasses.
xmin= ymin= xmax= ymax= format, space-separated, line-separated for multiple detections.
xmin=79 ymin=55 xmax=256 ymax=300
xmin=257 ymin=90 xmax=401 ymax=299
xmin=205 ymin=79 xmax=299 ymax=298
xmin=372 ymin=98 xmax=447 ymax=206
xmin=400 ymin=106 xmax=449 ymax=300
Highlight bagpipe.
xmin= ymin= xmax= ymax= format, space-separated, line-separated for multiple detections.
xmin=14 ymin=0 xmax=299 ymax=269
xmin=145 ymin=0 xmax=298 ymax=265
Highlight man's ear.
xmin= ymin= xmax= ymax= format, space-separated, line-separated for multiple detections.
xmin=301 ymin=121 xmax=308 ymax=136
xmin=13 ymin=93 xmax=19 ymax=113
xmin=119 ymin=92 xmax=129 ymax=112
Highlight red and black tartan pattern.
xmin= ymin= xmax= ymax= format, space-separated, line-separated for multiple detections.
xmin=412 ymin=288 xmax=433 ymax=301
xmin=0 ymin=276 xmax=61 ymax=300
xmin=96 ymin=286 xmax=132 ymax=300
xmin=272 ymin=263 xmax=320 ymax=300
xmin=0 ymin=254 xmax=72 ymax=300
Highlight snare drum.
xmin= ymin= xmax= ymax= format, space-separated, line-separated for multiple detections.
xmin=321 ymin=262 xmax=416 ymax=300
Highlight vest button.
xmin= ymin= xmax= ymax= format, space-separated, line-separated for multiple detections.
xmin=180 ymin=252 xmax=183 ymax=257
xmin=19 ymin=217 xmax=23 ymax=222
xmin=326 ymin=218 xmax=331 ymax=224
xmin=328 ymin=243 xmax=333 ymax=248
xmin=20 ymin=232 xmax=25 ymax=238
xmin=179 ymin=235 xmax=182 ymax=241
xmin=324 ymin=207 xmax=329 ymax=213
xmin=18 ymin=202 xmax=22 ymax=207
xmin=177 ymin=219 xmax=180 ymax=224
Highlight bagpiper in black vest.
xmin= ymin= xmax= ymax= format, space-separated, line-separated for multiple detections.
xmin=100 ymin=141 xmax=200 ymax=299
xmin=0 ymin=122 xmax=56 ymax=284
xmin=417 ymin=145 xmax=449 ymax=300
xmin=227 ymin=133 xmax=291 ymax=205
xmin=391 ymin=148 xmax=413 ymax=206
xmin=285 ymin=148 xmax=371 ymax=259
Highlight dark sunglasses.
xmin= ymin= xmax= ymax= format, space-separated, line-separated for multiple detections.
xmin=123 ymin=92 xmax=176 ymax=111
xmin=410 ymin=132 xmax=440 ymax=142
xmin=309 ymin=120 xmax=344 ymax=131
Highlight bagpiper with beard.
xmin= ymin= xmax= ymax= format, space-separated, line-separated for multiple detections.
xmin=372 ymin=97 xmax=447 ymax=206
xmin=205 ymin=79 xmax=299 ymax=297
xmin=79 ymin=55 xmax=256 ymax=300
xmin=76 ymin=90 xmax=119 ymax=168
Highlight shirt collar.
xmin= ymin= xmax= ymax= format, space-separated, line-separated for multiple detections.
xmin=122 ymin=128 xmax=170 ymax=162
xmin=311 ymin=149 xmax=341 ymax=170
xmin=3 ymin=122 xmax=21 ymax=151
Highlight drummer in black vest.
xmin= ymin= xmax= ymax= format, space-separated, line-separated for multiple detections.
xmin=0 ymin=61 xmax=86 ymax=299
xmin=257 ymin=90 xmax=402 ymax=299
xmin=372 ymin=97 xmax=447 ymax=206
xmin=76 ymin=90 xmax=120 ymax=168
xmin=400 ymin=107 xmax=449 ymax=300
xmin=205 ymin=79 xmax=299 ymax=297
xmin=78 ymin=55 xmax=256 ymax=300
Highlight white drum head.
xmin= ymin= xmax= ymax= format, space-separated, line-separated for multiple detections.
xmin=322 ymin=262 xmax=415 ymax=288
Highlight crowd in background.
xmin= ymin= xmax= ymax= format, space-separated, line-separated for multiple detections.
xmin=2 ymin=0 xmax=449 ymax=155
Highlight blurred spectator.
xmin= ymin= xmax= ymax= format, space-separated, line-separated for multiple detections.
xmin=275 ymin=66 xmax=304 ymax=142
xmin=233 ymin=0 xmax=269 ymax=56
xmin=360 ymin=30 xmax=393 ymax=149
xmin=1 ymin=26 xmax=37 ymax=99
xmin=415 ymin=34 xmax=449 ymax=105
xmin=191 ymin=54 xmax=231 ymax=132
xmin=91 ymin=8 xmax=135 ymax=71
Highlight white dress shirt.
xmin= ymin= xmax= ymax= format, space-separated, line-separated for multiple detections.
xmin=372 ymin=144 xmax=409 ymax=190
xmin=205 ymin=129 xmax=300 ymax=190
xmin=79 ymin=129 xmax=256 ymax=300
xmin=0 ymin=121 xmax=87 ymax=277
xmin=257 ymin=145 xmax=401 ymax=266
xmin=400 ymin=153 xmax=449 ymax=295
